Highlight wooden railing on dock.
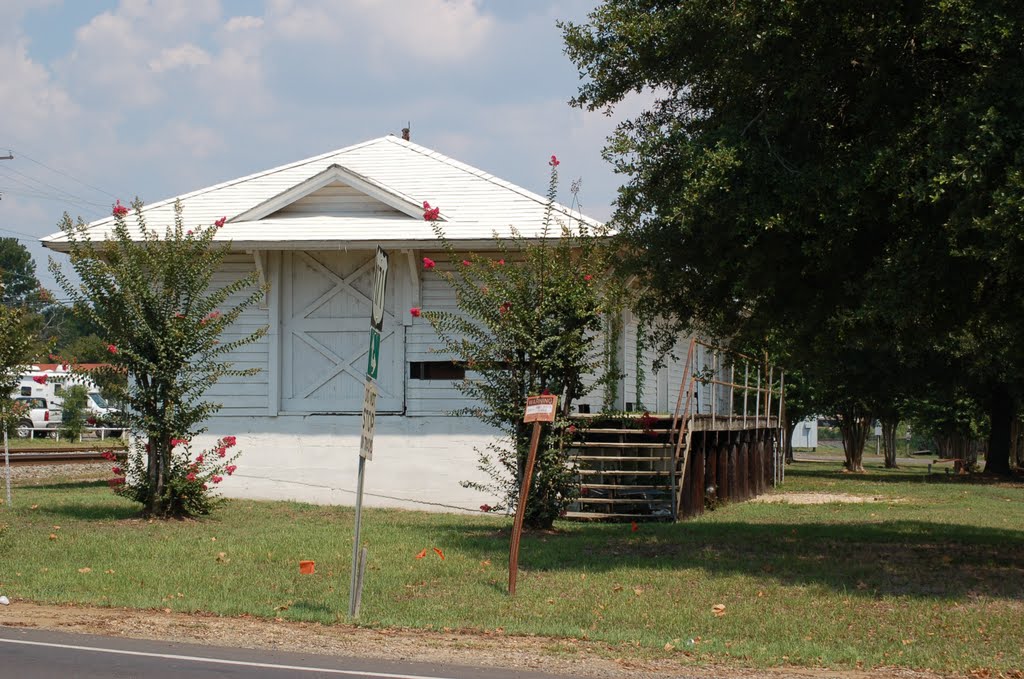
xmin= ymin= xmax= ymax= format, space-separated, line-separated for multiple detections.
xmin=565 ymin=339 xmax=786 ymax=522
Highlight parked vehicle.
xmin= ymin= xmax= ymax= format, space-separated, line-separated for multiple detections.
xmin=16 ymin=367 xmax=119 ymax=425
xmin=10 ymin=396 xmax=62 ymax=438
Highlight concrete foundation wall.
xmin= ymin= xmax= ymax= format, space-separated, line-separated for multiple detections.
xmin=192 ymin=415 xmax=503 ymax=513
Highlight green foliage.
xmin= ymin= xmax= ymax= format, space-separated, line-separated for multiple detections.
xmin=0 ymin=237 xmax=43 ymax=308
xmin=0 ymin=304 xmax=41 ymax=437
xmin=422 ymin=161 xmax=621 ymax=528
xmin=563 ymin=0 xmax=1024 ymax=474
xmin=50 ymin=200 xmax=267 ymax=517
xmin=60 ymin=384 xmax=90 ymax=440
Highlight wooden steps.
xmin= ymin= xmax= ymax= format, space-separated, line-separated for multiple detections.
xmin=565 ymin=414 xmax=678 ymax=522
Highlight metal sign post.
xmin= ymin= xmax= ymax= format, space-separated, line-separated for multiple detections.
xmin=4 ymin=429 xmax=11 ymax=507
xmin=508 ymin=394 xmax=557 ymax=596
xmin=350 ymin=247 xmax=388 ymax=619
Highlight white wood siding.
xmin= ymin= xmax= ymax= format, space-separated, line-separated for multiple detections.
xmin=206 ymin=254 xmax=270 ymax=416
xmin=275 ymin=181 xmax=406 ymax=217
xmin=406 ymin=251 xmax=477 ymax=416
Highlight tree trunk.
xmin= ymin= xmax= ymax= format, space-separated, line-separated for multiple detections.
xmin=880 ymin=416 xmax=898 ymax=469
xmin=838 ymin=407 xmax=869 ymax=472
xmin=785 ymin=415 xmax=797 ymax=464
xmin=985 ymin=384 xmax=1014 ymax=476
xmin=1011 ymin=418 xmax=1023 ymax=469
xmin=145 ymin=435 xmax=160 ymax=516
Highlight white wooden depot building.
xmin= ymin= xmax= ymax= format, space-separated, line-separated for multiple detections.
xmin=43 ymin=136 xmax=688 ymax=511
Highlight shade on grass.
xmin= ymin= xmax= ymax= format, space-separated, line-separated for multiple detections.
xmin=1 ymin=462 xmax=1021 ymax=673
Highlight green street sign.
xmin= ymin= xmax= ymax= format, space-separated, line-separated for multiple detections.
xmin=366 ymin=327 xmax=381 ymax=380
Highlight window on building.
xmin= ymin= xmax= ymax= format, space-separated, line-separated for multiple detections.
xmin=409 ymin=361 xmax=466 ymax=380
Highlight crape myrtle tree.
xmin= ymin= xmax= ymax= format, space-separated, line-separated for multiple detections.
xmin=563 ymin=0 xmax=1024 ymax=475
xmin=419 ymin=157 xmax=620 ymax=529
xmin=50 ymin=200 xmax=266 ymax=517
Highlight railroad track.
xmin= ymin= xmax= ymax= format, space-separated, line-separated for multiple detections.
xmin=3 ymin=448 xmax=127 ymax=467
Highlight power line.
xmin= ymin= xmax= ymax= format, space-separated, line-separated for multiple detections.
xmin=0 ymin=186 xmax=108 ymax=209
xmin=0 ymin=164 xmax=105 ymax=212
xmin=0 ymin=225 xmax=50 ymax=241
xmin=9 ymin=147 xmax=119 ymax=200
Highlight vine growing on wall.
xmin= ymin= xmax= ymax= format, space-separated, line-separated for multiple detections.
xmin=634 ymin=317 xmax=647 ymax=411
xmin=602 ymin=312 xmax=624 ymax=411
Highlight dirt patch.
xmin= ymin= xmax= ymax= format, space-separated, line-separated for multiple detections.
xmin=0 ymin=601 xmax=952 ymax=679
xmin=752 ymin=492 xmax=898 ymax=505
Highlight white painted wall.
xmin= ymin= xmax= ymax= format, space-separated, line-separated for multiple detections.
xmin=198 ymin=415 xmax=500 ymax=513
xmin=204 ymin=249 xmax=698 ymax=511
xmin=791 ymin=417 xmax=818 ymax=450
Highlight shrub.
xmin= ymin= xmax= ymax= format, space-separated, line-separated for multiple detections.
xmin=51 ymin=200 xmax=266 ymax=517
xmin=60 ymin=384 xmax=90 ymax=441
xmin=105 ymin=436 xmax=241 ymax=516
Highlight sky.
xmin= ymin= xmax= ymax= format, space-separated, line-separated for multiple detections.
xmin=1 ymin=0 xmax=650 ymax=292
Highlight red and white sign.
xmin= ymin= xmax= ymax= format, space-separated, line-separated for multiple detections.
xmin=523 ymin=395 xmax=558 ymax=423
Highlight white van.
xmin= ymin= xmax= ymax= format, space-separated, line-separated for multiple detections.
xmin=17 ymin=366 xmax=118 ymax=422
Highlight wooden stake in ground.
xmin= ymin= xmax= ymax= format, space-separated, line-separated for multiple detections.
xmin=509 ymin=394 xmax=557 ymax=596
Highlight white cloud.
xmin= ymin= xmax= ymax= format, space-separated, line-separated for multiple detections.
xmin=264 ymin=0 xmax=494 ymax=68
xmin=149 ymin=43 xmax=211 ymax=72
xmin=0 ymin=38 xmax=78 ymax=141
xmin=225 ymin=15 xmax=264 ymax=32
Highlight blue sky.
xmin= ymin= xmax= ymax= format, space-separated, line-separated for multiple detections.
xmin=1 ymin=0 xmax=649 ymax=290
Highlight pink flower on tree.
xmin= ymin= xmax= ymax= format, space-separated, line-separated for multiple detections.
xmin=422 ymin=201 xmax=440 ymax=221
xmin=549 ymin=155 xmax=560 ymax=168
xmin=497 ymin=259 xmax=505 ymax=266
xmin=107 ymin=344 xmax=118 ymax=354
xmin=101 ymin=451 xmax=116 ymax=461
xmin=499 ymin=301 xmax=512 ymax=315
xmin=409 ymin=307 xmax=422 ymax=317
xmin=226 ymin=465 xmax=237 ymax=475
xmin=212 ymin=475 xmax=223 ymax=484
xmin=214 ymin=216 xmax=226 ymax=228
xmin=170 ymin=438 xmax=189 ymax=447
xmin=422 ymin=257 xmax=436 ymax=270
xmin=461 ymin=259 xmax=472 ymax=267
xmin=195 ymin=454 xmax=204 ymax=464
xmin=223 ymin=435 xmax=237 ymax=447
xmin=186 ymin=472 xmax=196 ymax=482
xmin=112 ymin=466 xmax=122 ymax=475
xmin=112 ymin=200 xmax=129 ymax=217
xmin=217 ymin=447 xmax=227 ymax=457
xmin=584 ymin=274 xmax=593 ymax=282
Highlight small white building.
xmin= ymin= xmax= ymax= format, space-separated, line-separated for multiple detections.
xmin=791 ymin=417 xmax=818 ymax=450
xmin=43 ymin=136 xmax=692 ymax=511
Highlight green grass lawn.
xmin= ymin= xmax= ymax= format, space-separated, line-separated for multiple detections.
xmin=1 ymin=461 xmax=1021 ymax=674
xmin=5 ymin=436 xmax=127 ymax=450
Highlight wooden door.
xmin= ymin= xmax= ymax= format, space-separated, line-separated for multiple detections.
xmin=281 ymin=250 xmax=403 ymax=413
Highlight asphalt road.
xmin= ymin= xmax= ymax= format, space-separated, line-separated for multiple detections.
xmin=0 ymin=626 xmax=572 ymax=679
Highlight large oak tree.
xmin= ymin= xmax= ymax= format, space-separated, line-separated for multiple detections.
xmin=563 ymin=0 xmax=1024 ymax=474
